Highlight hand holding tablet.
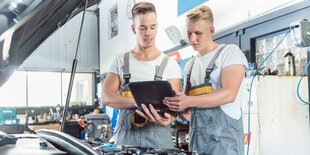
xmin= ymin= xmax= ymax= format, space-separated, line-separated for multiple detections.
xmin=128 ymin=81 xmax=182 ymax=115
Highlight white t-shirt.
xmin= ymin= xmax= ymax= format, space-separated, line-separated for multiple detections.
xmin=184 ymin=44 xmax=248 ymax=119
xmin=108 ymin=52 xmax=182 ymax=86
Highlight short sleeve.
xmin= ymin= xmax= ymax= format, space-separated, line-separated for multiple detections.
xmin=220 ymin=44 xmax=248 ymax=69
xmin=108 ymin=53 xmax=124 ymax=75
xmin=163 ymin=57 xmax=182 ymax=80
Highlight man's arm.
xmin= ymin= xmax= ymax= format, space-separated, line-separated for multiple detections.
xmin=168 ymin=78 xmax=182 ymax=93
xmin=164 ymin=64 xmax=245 ymax=111
xmin=190 ymin=64 xmax=245 ymax=108
xmin=101 ymin=73 xmax=136 ymax=109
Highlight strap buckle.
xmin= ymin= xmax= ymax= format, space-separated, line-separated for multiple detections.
xmin=123 ymin=74 xmax=131 ymax=84
xmin=154 ymin=75 xmax=162 ymax=81
xmin=205 ymin=69 xmax=212 ymax=79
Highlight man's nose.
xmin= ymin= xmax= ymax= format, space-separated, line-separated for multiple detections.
xmin=145 ymin=29 xmax=150 ymax=36
xmin=189 ymin=34 xmax=196 ymax=43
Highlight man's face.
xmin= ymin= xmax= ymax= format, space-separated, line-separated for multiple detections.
xmin=186 ymin=19 xmax=214 ymax=52
xmin=132 ymin=12 xmax=157 ymax=49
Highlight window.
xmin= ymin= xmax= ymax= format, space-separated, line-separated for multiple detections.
xmin=62 ymin=73 xmax=93 ymax=106
xmin=255 ymin=31 xmax=307 ymax=75
xmin=0 ymin=71 xmax=26 ymax=107
xmin=27 ymin=72 xmax=61 ymax=107
xmin=0 ymin=71 xmax=94 ymax=107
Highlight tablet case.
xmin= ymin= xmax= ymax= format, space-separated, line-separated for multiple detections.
xmin=128 ymin=81 xmax=178 ymax=115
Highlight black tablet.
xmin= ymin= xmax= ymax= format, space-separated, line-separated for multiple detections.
xmin=128 ymin=81 xmax=178 ymax=115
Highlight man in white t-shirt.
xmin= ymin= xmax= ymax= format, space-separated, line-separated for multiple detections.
xmin=102 ymin=2 xmax=182 ymax=149
xmin=163 ymin=5 xmax=248 ymax=154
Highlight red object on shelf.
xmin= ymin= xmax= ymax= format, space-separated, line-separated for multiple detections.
xmin=167 ymin=51 xmax=181 ymax=61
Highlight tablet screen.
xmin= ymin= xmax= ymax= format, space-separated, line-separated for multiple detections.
xmin=128 ymin=81 xmax=176 ymax=114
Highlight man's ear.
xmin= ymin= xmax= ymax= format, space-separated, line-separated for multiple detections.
xmin=131 ymin=24 xmax=136 ymax=34
xmin=210 ymin=25 xmax=215 ymax=34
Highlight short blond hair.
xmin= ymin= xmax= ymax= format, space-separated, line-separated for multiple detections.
xmin=186 ymin=5 xmax=213 ymax=24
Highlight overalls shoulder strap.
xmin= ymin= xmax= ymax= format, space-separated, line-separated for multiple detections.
xmin=186 ymin=44 xmax=227 ymax=81
xmin=154 ymin=55 xmax=169 ymax=81
xmin=185 ymin=44 xmax=227 ymax=94
xmin=121 ymin=51 xmax=148 ymax=128
xmin=204 ymin=44 xmax=227 ymax=81
xmin=123 ymin=51 xmax=131 ymax=84
xmin=123 ymin=52 xmax=169 ymax=82
xmin=184 ymin=56 xmax=197 ymax=95
xmin=186 ymin=56 xmax=197 ymax=79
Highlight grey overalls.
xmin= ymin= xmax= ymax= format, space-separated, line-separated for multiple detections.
xmin=185 ymin=45 xmax=244 ymax=155
xmin=114 ymin=51 xmax=174 ymax=149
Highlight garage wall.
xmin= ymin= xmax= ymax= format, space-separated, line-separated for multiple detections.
xmin=99 ymin=0 xmax=301 ymax=73
xmin=98 ymin=0 xmax=179 ymax=73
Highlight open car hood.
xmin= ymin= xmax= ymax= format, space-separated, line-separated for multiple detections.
xmin=0 ymin=0 xmax=101 ymax=87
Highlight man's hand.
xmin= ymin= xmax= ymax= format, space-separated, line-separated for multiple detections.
xmin=163 ymin=92 xmax=192 ymax=112
xmin=135 ymin=104 xmax=175 ymax=126
xmin=178 ymin=111 xmax=191 ymax=122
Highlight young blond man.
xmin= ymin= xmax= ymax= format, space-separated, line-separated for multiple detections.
xmin=164 ymin=5 xmax=247 ymax=154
